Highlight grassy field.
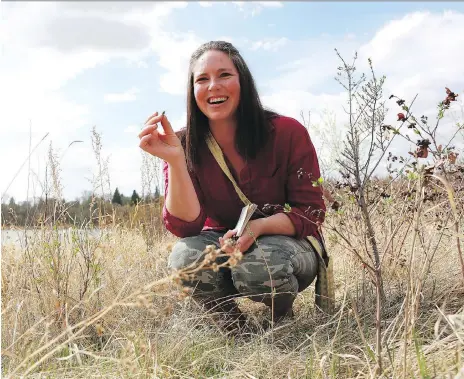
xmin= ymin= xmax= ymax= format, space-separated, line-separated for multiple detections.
xmin=2 ymin=58 xmax=463 ymax=378
xmin=2 ymin=180 xmax=463 ymax=378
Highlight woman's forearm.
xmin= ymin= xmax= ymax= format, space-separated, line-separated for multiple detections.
xmin=254 ymin=213 xmax=296 ymax=237
xmin=165 ymin=157 xmax=202 ymax=222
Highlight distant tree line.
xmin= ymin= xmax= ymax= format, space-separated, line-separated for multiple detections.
xmin=1 ymin=187 xmax=163 ymax=228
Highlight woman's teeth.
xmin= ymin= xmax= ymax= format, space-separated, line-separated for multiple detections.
xmin=208 ymin=97 xmax=228 ymax=104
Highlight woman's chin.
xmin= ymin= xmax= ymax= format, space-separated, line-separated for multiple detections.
xmin=206 ymin=111 xmax=232 ymax=122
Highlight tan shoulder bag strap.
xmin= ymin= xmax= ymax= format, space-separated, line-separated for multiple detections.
xmin=205 ymin=131 xmax=251 ymax=206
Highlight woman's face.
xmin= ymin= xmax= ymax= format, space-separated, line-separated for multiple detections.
xmin=192 ymin=50 xmax=241 ymax=123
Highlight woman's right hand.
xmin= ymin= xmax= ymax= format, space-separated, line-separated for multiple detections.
xmin=138 ymin=112 xmax=184 ymax=163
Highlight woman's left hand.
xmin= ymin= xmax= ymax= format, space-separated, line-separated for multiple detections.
xmin=219 ymin=219 xmax=263 ymax=254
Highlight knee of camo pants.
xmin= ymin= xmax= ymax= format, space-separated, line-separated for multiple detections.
xmin=168 ymin=232 xmax=238 ymax=300
xmin=230 ymin=235 xmax=318 ymax=304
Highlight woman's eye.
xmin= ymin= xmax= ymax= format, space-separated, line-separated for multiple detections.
xmin=196 ymin=77 xmax=207 ymax=82
xmin=220 ymin=73 xmax=231 ymax=77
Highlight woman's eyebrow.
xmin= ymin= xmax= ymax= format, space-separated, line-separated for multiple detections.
xmin=195 ymin=68 xmax=232 ymax=77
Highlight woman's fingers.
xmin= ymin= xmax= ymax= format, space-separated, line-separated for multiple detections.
xmin=219 ymin=230 xmax=239 ymax=254
xmin=159 ymin=113 xmax=175 ymax=135
xmin=223 ymin=229 xmax=237 ymax=240
xmin=144 ymin=112 xmax=175 ymax=135
xmin=144 ymin=111 xmax=158 ymax=124
xmin=139 ymin=133 xmax=155 ymax=150
xmin=138 ymin=123 xmax=158 ymax=139
xmin=220 ymin=243 xmax=234 ymax=255
xmin=138 ymin=111 xmax=184 ymax=162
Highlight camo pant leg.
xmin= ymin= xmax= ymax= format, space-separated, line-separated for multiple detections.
xmin=168 ymin=230 xmax=238 ymax=302
xmin=230 ymin=235 xmax=318 ymax=308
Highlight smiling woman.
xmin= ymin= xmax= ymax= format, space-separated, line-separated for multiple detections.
xmin=138 ymin=40 xmax=329 ymax=332
xmin=192 ymin=52 xmax=241 ymax=125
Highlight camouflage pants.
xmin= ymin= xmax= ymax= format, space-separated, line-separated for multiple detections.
xmin=168 ymin=230 xmax=318 ymax=309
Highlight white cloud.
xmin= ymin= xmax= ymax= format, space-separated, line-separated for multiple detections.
xmin=265 ymin=10 xmax=464 ymax=121
xmin=0 ymin=2 xmax=180 ymax=137
xmin=257 ymin=1 xmax=283 ymax=8
xmin=357 ymin=10 xmax=464 ymax=148
xmin=261 ymin=10 xmax=464 ymax=176
xmin=232 ymin=1 xmax=283 ymax=17
xmin=154 ymin=32 xmax=205 ymax=96
xmin=134 ymin=60 xmax=149 ymax=69
xmin=0 ymin=2 xmax=191 ymax=201
xmin=56 ymin=2 xmax=159 ymax=14
xmin=112 ymin=3 xmax=203 ymax=96
xmin=265 ymin=36 xmax=359 ymax=93
xmin=124 ymin=125 xmax=141 ymax=134
xmin=198 ymin=2 xmax=213 ymax=7
xmin=54 ymin=141 xmax=145 ymax=203
xmin=171 ymin=111 xmax=188 ymax=132
xmin=359 ymin=11 xmax=464 ymax=96
xmin=344 ymin=33 xmax=357 ymax=41
xmin=31 ymin=16 xmax=151 ymax=54
xmin=216 ymin=36 xmax=235 ymax=43
xmin=104 ymin=87 xmax=140 ymax=103
xmin=250 ymin=37 xmax=288 ymax=51
xmin=106 ymin=146 xmax=147 ymax=198
xmin=232 ymin=1 xmax=283 ymax=9
xmin=262 ymin=90 xmax=345 ymax=123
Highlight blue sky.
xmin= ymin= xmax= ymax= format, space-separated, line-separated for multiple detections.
xmin=1 ymin=1 xmax=463 ymax=202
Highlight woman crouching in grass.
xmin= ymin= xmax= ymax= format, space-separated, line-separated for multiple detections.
xmin=138 ymin=40 xmax=328 ymax=333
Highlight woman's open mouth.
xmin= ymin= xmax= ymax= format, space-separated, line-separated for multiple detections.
xmin=207 ymin=96 xmax=229 ymax=107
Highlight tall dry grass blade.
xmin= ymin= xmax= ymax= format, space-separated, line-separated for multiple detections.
xmin=2 ymin=132 xmax=49 ymax=200
xmin=428 ymin=174 xmax=464 ymax=283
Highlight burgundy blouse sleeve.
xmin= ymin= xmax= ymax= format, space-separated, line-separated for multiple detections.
xmin=280 ymin=120 xmax=326 ymax=239
xmin=162 ymin=160 xmax=207 ymax=238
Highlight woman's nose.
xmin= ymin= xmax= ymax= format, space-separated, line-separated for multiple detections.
xmin=208 ymin=78 xmax=220 ymax=91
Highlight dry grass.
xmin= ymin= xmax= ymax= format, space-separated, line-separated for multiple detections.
xmin=2 ymin=78 xmax=463 ymax=376
xmin=2 ymin=194 xmax=463 ymax=378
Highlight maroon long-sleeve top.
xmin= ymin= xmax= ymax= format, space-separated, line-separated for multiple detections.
xmin=162 ymin=115 xmax=326 ymax=240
